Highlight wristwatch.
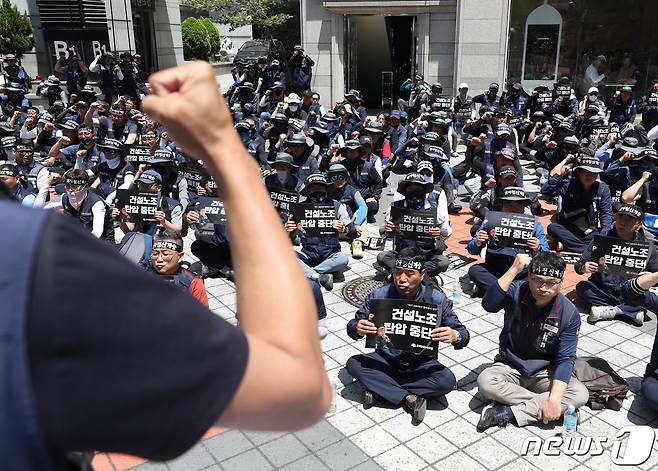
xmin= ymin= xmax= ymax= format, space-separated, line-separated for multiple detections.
xmin=452 ymin=330 xmax=461 ymax=344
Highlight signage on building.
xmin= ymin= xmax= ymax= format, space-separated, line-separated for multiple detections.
xmin=131 ymin=0 xmax=154 ymax=9
xmin=42 ymin=30 xmax=111 ymax=71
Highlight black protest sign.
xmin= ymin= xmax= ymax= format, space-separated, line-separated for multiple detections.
xmin=179 ymin=168 xmax=204 ymax=190
xmin=649 ymin=93 xmax=658 ymax=106
xmin=538 ymin=91 xmax=553 ymax=104
xmin=291 ymin=203 xmax=336 ymax=237
xmin=365 ymin=237 xmax=386 ymax=250
xmin=197 ymin=197 xmax=226 ymax=224
xmin=390 ymin=206 xmax=436 ymax=242
xmin=556 ymin=85 xmax=571 ymax=97
xmin=433 ymin=96 xmax=452 ymax=111
xmin=365 ymin=299 xmax=441 ymax=356
xmin=116 ymin=189 xmax=159 ymax=223
xmin=508 ymin=116 xmax=524 ymax=127
xmin=559 ymin=252 xmax=581 ymax=265
xmin=125 ymin=144 xmax=153 ymax=165
xmin=455 ymin=105 xmax=472 ymax=120
xmin=267 ymin=186 xmax=301 ymax=213
xmin=483 ymin=211 xmax=535 ymax=250
xmin=592 ymin=235 xmax=651 ymax=277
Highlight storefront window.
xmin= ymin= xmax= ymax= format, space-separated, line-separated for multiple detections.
xmin=507 ymin=0 xmax=658 ymax=101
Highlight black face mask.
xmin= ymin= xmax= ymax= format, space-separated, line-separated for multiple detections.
xmin=405 ymin=192 xmax=425 ymax=208
xmin=79 ymin=138 xmax=93 ymax=146
xmin=308 ymin=191 xmax=326 ymax=203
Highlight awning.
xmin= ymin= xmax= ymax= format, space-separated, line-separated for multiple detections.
xmin=322 ymin=0 xmax=456 ymax=15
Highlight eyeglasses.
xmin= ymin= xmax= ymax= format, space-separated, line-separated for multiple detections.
xmin=151 ymin=249 xmax=177 ymax=261
xmin=312 ymin=97 xmax=320 ymax=101
xmin=329 ymin=174 xmax=346 ymax=181
xmin=529 ymin=277 xmax=561 ymax=288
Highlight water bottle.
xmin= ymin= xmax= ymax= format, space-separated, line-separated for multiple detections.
xmin=562 ymin=404 xmax=578 ymax=437
xmin=328 ymin=376 xmax=343 ymax=414
xmin=452 ymin=279 xmax=462 ymax=306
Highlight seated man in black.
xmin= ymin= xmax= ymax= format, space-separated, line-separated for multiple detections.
xmin=346 ymin=248 xmax=470 ymax=422
xmin=576 ymin=204 xmax=658 ymax=326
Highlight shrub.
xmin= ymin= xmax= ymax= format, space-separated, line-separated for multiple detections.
xmin=199 ymin=17 xmax=221 ymax=56
xmin=182 ymin=17 xmax=210 ymax=60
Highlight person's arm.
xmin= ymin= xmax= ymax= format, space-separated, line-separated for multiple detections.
xmin=623 ymin=271 xmax=658 ymax=304
xmin=353 ymin=190 xmax=368 ymax=226
xmin=34 ymin=167 xmax=50 ymax=208
xmin=647 ymin=123 xmax=658 ymax=141
xmin=189 ymin=277 xmax=209 ymax=307
xmin=54 ymin=57 xmax=65 ymax=73
xmin=540 ymin=173 xmax=568 ymax=197
xmin=598 ymin=184 xmax=613 ymax=232
xmin=482 ymin=254 xmax=531 ymax=312
xmin=88 ymin=56 xmax=100 ymax=73
xmin=143 ymin=62 xmax=330 ymax=430
xmin=346 ymin=292 xmax=374 ymax=340
xmin=90 ymin=200 xmax=106 ymax=238
xmin=436 ymin=189 xmax=451 ymax=236
xmin=621 ymin=172 xmax=649 ymax=203
xmin=535 ymin=223 xmax=549 ymax=251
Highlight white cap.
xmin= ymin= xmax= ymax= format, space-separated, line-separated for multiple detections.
xmin=287 ymin=93 xmax=302 ymax=104
xmin=588 ymin=86 xmax=599 ymax=94
xmin=458 ymin=82 xmax=469 ymax=89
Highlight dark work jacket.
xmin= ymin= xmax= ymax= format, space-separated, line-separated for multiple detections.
xmin=483 ymin=281 xmax=580 ymax=382
xmin=92 ymin=160 xmax=134 ymax=198
xmin=343 ymin=157 xmax=382 ymax=200
xmin=0 ymin=202 xmax=54 ymax=470
xmin=62 ymin=191 xmax=115 ymax=242
xmin=347 ymin=283 xmax=469 ymax=369
xmin=575 ymin=227 xmax=658 ymax=298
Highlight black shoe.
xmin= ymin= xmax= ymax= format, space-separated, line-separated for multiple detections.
xmin=471 ymin=284 xmax=484 ymax=298
xmin=403 ymin=395 xmax=427 ymax=422
xmin=448 ymin=203 xmax=462 ymax=214
xmin=333 ymin=272 xmax=346 ymax=283
xmin=367 ymin=215 xmax=377 ymax=224
xmin=476 ymin=402 xmax=511 ymax=432
xmin=364 ymin=389 xmax=378 ymax=409
xmin=218 ymin=266 xmax=234 ymax=281
xmin=318 ymin=274 xmax=334 ymax=291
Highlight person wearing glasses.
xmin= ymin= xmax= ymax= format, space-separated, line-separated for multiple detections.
xmin=475 ymin=252 xmax=588 ymax=432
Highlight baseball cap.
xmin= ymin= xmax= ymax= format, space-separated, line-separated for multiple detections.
xmin=498 ymin=166 xmax=516 ymax=179
xmin=575 ymin=155 xmax=603 ymax=173
xmin=0 ymin=161 xmax=19 ymax=177
xmin=616 ymin=204 xmax=643 ymax=221
xmin=458 ymin=82 xmax=469 ymax=89
xmin=137 ymin=169 xmax=162 ymax=185
xmin=588 ymin=87 xmax=599 ymax=94
xmin=498 ymin=186 xmax=529 ymax=202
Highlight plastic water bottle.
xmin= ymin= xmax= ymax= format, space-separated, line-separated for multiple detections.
xmin=328 ymin=376 xmax=343 ymax=414
xmin=563 ymin=404 xmax=578 ymax=437
xmin=452 ymin=279 xmax=462 ymax=306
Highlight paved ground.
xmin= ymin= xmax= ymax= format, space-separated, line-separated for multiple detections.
xmin=92 ymin=153 xmax=658 ymax=471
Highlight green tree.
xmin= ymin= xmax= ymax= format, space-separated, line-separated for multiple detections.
xmin=182 ymin=17 xmax=211 ymax=60
xmin=0 ymin=0 xmax=35 ymax=58
xmin=199 ymin=17 xmax=221 ymax=56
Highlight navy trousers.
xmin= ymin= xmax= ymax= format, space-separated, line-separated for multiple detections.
xmin=577 ymin=280 xmax=658 ymax=319
xmin=547 ymin=223 xmax=596 ymax=254
xmin=642 ymin=377 xmax=658 ymax=410
xmin=469 ymin=263 xmax=527 ymax=292
xmin=346 ymin=351 xmax=456 ymax=405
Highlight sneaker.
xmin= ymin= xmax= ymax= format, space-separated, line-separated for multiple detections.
xmin=587 ymin=306 xmax=620 ymax=324
xmin=218 ymin=266 xmax=235 ymax=281
xmin=318 ymin=318 xmax=328 ymax=339
xmin=476 ymin=402 xmax=511 ymax=432
xmin=633 ymin=311 xmax=645 ymax=327
xmin=364 ymin=389 xmax=378 ymax=409
xmin=403 ymin=394 xmax=427 ymax=422
xmin=333 ymin=272 xmax=346 ymax=283
xmin=471 ymin=284 xmax=484 ymax=298
xmin=448 ymin=203 xmax=462 ymax=214
xmin=351 ymin=240 xmax=364 ymax=259
xmin=318 ymin=273 xmax=334 ymax=291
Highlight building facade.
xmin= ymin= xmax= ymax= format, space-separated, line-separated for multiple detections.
xmin=302 ymin=0 xmax=658 ymax=107
xmin=13 ymin=0 xmax=184 ymax=79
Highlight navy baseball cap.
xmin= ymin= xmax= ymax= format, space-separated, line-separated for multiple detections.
xmin=137 ymin=169 xmax=162 ymax=185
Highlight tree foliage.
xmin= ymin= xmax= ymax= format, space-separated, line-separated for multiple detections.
xmin=182 ymin=17 xmax=211 ymax=60
xmin=199 ymin=17 xmax=221 ymax=55
xmin=182 ymin=0 xmax=295 ymax=34
xmin=0 ymin=0 xmax=35 ymax=58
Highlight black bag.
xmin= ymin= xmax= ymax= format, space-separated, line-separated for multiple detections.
xmin=572 ymin=356 xmax=629 ymax=411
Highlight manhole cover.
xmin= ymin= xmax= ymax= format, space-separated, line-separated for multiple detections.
xmin=342 ymin=276 xmax=386 ymax=307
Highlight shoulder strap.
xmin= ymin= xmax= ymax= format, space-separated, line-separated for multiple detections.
xmin=423 ymin=284 xmax=434 ymax=303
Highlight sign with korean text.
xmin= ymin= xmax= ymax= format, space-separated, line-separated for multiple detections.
xmin=592 ymin=235 xmax=651 ymax=277
xmin=390 ymin=206 xmax=436 ymax=242
xmin=197 ymin=197 xmax=226 ymax=224
xmin=267 ymin=186 xmax=301 ymax=213
xmin=366 ymin=299 xmax=441 ymax=356
xmin=538 ymin=91 xmax=553 ymax=104
xmin=291 ymin=203 xmax=336 ymax=237
xmin=483 ymin=211 xmax=536 ymax=251
xmin=179 ymin=168 xmax=204 ymax=190
xmin=433 ymin=96 xmax=452 ymax=111
xmin=125 ymin=144 xmax=153 ymax=165
xmin=556 ymin=85 xmax=571 ymax=97
xmin=116 ymin=189 xmax=159 ymax=223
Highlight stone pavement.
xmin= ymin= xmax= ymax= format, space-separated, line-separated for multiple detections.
xmin=93 ymin=157 xmax=658 ymax=471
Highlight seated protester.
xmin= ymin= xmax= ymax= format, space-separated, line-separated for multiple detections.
xmin=467 ymin=187 xmax=549 ymax=295
xmin=146 ymin=149 xmax=190 ymax=213
xmin=469 ymin=165 xmax=518 ymax=223
xmin=377 ymin=173 xmax=451 ymax=277
xmin=60 ymin=169 xmax=114 ymax=242
xmin=14 ymin=139 xmax=49 ymax=207
xmin=345 ymin=248 xmax=470 ymax=422
xmin=620 ymin=271 xmax=658 ymax=410
xmin=283 ymin=132 xmax=320 ymax=183
xmin=85 ymin=102 xmax=138 ymax=144
xmin=285 ymin=174 xmax=352 ymax=291
xmin=0 ymin=161 xmax=35 ymax=206
xmin=113 ymin=169 xmax=183 ymax=236
xmin=335 ymin=139 xmax=383 ymax=223
xmin=417 ymin=154 xmax=459 ymax=214
xmin=387 ymin=110 xmax=408 ymax=156
xmin=35 ymin=115 xmax=59 ymax=152
xmin=476 ymin=252 xmax=589 ymax=431
xmin=235 ymin=120 xmax=267 ymax=168
xmin=257 ymin=81 xmax=286 ymax=117
xmin=363 ymin=121 xmax=391 ymax=164
xmin=322 ymin=111 xmax=344 ymax=148
xmin=45 ymin=124 xmax=100 ymax=170
xmin=283 ymin=93 xmax=308 ymax=121
xmin=264 ymin=152 xmax=303 ymax=192
xmin=535 ymin=133 xmax=580 ymax=184
xmin=604 ymin=138 xmax=655 ymax=192
xmin=463 ymin=121 xmax=516 ymax=195
xmin=576 ymin=204 xmax=658 ymax=326
xmin=88 ymin=138 xmax=135 ymax=202
xmin=19 ymin=106 xmax=41 ymax=140
xmin=424 ymin=111 xmax=453 ymax=156
xmin=541 ymin=153 xmax=612 ymax=253
xmin=326 ymin=163 xmax=368 ymax=259
xmin=308 ymin=120 xmax=331 ymax=158
xmin=621 ymin=159 xmax=658 ymax=240
xmin=148 ymin=231 xmax=208 ymax=307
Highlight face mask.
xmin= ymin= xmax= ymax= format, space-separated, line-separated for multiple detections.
xmin=406 ymin=193 xmax=425 ymax=208
xmin=67 ymin=188 xmax=87 ymax=210
xmin=308 ymin=192 xmax=326 ymax=203
xmin=588 ymin=94 xmax=597 ymax=101
xmin=288 ymin=104 xmax=299 ymax=112
xmin=79 ymin=138 xmax=92 ymax=146
xmin=106 ymin=155 xmax=121 ymax=168
xmin=276 ymin=170 xmax=289 ymax=183
xmin=423 ymin=174 xmax=433 ymax=184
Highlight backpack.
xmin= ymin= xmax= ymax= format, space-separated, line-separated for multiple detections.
xmin=572 ymin=356 xmax=629 ymax=411
xmin=117 ymin=231 xmax=153 ymax=268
